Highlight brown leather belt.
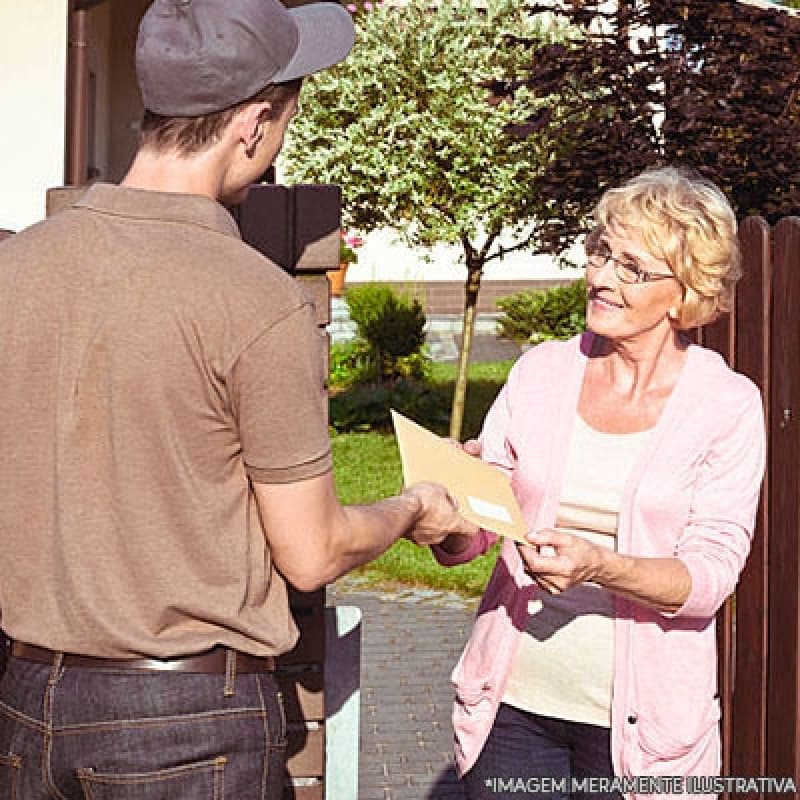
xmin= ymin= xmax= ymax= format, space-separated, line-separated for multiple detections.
xmin=10 ymin=642 xmax=276 ymax=673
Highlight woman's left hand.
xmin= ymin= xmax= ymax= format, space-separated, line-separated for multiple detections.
xmin=517 ymin=528 xmax=604 ymax=594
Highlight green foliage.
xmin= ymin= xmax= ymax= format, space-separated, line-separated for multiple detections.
xmin=330 ymin=429 xmax=404 ymax=502
xmin=328 ymin=338 xmax=429 ymax=391
xmin=328 ymin=285 xmax=440 ymax=432
xmin=329 ymin=378 xmax=448 ymax=433
xmin=282 ymin=0 xmax=571 ymax=439
xmin=329 ymin=340 xmax=373 ymax=388
xmin=499 ymin=1 xmax=800 ymax=251
xmin=339 ymin=239 xmax=357 ymax=266
xmin=330 ymin=359 xmax=515 ymax=595
xmin=497 ymin=280 xmax=586 ymax=345
xmin=427 ymin=360 xmax=516 ymax=438
xmin=282 ymin=0 xmax=566 ymax=253
xmin=345 ymin=284 xmax=427 ymax=381
xmin=346 ymin=538 xmax=501 ymax=597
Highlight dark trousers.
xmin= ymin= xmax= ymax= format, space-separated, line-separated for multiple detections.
xmin=0 ymin=655 xmax=287 ymax=799
xmin=462 ymin=703 xmax=622 ymax=800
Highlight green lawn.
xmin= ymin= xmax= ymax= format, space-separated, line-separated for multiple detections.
xmin=330 ymin=359 xmax=513 ymax=596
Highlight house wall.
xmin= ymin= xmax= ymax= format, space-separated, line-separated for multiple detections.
xmin=0 ymin=0 xmax=70 ymax=231
xmin=341 ymin=226 xmax=585 ymax=288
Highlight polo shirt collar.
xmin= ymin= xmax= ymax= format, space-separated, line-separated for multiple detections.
xmin=73 ymin=183 xmax=242 ymax=240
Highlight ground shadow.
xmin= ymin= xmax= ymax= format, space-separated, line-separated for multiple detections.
xmin=425 ymin=764 xmax=467 ymax=799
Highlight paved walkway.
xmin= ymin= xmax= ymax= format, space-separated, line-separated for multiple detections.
xmin=327 ymin=579 xmax=480 ymax=800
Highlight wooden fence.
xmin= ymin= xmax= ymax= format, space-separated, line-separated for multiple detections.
xmin=699 ymin=216 xmax=800 ymax=798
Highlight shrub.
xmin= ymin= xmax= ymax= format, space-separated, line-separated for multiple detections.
xmin=329 ymin=340 xmax=431 ymax=390
xmin=496 ymin=279 xmax=586 ymax=345
xmin=329 ymin=340 xmax=373 ymax=389
xmin=329 ymin=379 xmax=449 ymax=433
xmin=345 ymin=284 xmax=428 ymax=382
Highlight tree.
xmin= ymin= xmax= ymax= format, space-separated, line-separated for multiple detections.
xmin=282 ymin=0 xmax=566 ymax=439
xmin=488 ymin=0 xmax=800 ymax=254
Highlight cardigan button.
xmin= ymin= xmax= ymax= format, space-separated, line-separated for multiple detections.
xmin=627 ymin=713 xmax=638 ymax=724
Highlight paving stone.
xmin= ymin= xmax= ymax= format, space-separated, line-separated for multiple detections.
xmin=328 ymin=583 xmax=477 ymax=799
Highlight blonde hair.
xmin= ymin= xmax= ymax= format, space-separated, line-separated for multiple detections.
xmin=593 ymin=166 xmax=741 ymax=329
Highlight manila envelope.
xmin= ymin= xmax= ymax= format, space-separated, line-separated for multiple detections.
xmin=391 ymin=410 xmax=529 ymax=544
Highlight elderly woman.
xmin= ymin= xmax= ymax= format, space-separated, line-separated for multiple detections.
xmin=433 ymin=167 xmax=765 ymax=800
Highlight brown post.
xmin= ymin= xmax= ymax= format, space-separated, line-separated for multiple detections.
xmin=66 ymin=1 xmax=90 ymax=186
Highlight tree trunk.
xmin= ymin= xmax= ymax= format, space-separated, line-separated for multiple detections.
xmin=449 ymin=263 xmax=483 ymax=440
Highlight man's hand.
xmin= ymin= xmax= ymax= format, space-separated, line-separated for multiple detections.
xmin=402 ymin=482 xmax=480 ymax=546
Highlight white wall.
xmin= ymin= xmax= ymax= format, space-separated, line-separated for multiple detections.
xmin=0 ymin=1 xmax=69 ymax=231
xmin=347 ymin=228 xmax=584 ymax=284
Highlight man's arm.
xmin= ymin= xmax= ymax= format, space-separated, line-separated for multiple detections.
xmin=253 ymin=472 xmax=479 ymax=591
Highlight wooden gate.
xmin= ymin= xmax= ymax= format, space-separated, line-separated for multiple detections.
xmin=699 ymin=216 xmax=800 ymax=798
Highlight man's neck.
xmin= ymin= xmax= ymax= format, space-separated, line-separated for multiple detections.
xmin=121 ymin=147 xmax=226 ymax=201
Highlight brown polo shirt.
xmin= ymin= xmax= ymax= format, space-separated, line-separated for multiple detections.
xmin=0 ymin=184 xmax=332 ymax=658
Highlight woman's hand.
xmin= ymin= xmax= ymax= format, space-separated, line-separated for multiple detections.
xmin=516 ymin=528 xmax=605 ymax=594
xmin=518 ymin=528 xmax=692 ymax=612
xmin=445 ymin=437 xmax=482 ymax=457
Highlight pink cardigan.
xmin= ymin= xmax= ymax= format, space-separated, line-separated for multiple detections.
xmin=433 ymin=333 xmax=765 ymax=799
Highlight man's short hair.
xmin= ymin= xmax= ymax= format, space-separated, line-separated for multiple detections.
xmin=139 ymin=78 xmax=302 ymax=157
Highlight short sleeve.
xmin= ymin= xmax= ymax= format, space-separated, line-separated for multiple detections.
xmin=230 ymin=303 xmax=332 ymax=484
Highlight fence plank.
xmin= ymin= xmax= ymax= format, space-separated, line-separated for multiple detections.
xmin=287 ymin=726 xmax=325 ymax=775
xmin=278 ymin=671 xmax=325 ymax=720
xmin=701 ymin=277 xmax=736 ymax=784
xmin=730 ymin=218 xmax=772 ymax=797
xmin=701 ymin=306 xmax=734 ymax=364
xmin=766 ymin=217 xmax=800 ymax=784
xmin=768 ymin=217 xmax=800 ymax=780
xmin=292 ymin=184 xmax=341 ymax=275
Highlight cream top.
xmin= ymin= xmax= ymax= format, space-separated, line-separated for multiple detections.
xmin=501 ymin=415 xmax=651 ymax=726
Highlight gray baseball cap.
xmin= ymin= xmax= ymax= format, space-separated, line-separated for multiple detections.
xmin=136 ymin=0 xmax=355 ymax=116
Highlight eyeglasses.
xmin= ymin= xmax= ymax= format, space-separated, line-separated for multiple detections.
xmin=586 ymin=243 xmax=676 ymax=285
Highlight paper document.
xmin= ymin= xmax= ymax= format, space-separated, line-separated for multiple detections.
xmin=390 ymin=410 xmax=529 ymax=544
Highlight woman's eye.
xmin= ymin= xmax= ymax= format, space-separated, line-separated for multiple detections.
xmin=620 ymin=260 xmax=641 ymax=275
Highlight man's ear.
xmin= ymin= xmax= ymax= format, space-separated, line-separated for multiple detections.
xmin=237 ymin=101 xmax=273 ymax=152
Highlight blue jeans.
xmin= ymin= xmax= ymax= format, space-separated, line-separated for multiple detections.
xmin=0 ymin=655 xmax=287 ymax=799
xmin=462 ymin=704 xmax=621 ymax=800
